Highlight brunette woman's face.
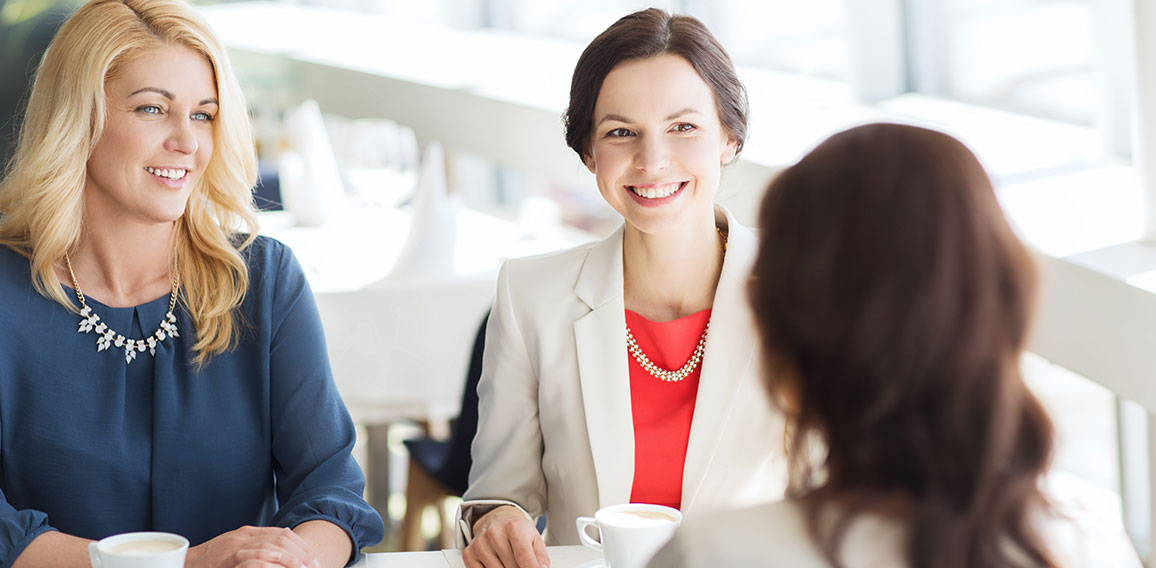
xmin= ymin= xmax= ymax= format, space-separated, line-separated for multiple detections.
xmin=585 ymin=54 xmax=737 ymax=236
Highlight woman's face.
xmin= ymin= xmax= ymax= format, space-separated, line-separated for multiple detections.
xmin=85 ymin=44 xmax=217 ymax=228
xmin=585 ymin=54 xmax=737 ymax=236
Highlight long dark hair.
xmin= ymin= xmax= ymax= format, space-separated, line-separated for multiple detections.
xmin=749 ymin=123 xmax=1056 ymax=568
xmin=563 ymin=7 xmax=747 ymax=161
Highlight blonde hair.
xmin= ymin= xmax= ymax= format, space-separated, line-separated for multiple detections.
xmin=0 ymin=0 xmax=259 ymax=366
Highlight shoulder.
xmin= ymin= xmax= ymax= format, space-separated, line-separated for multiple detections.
xmin=662 ymin=501 xmax=908 ymax=568
xmin=502 ymin=239 xmax=600 ymax=277
xmin=497 ymin=235 xmax=606 ymax=296
xmin=232 ymin=236 xmax=311 ymax=318
xmin=236 ymin=235 xmax=302 ymax=286
xmin=0 ymin=245 xmax=34 ymax=309
xmin=1035 ymin=503 xmax=1142 ymax=567
xmin=0 ymin=245 xmax=31 ymax=283
xmin=654 ymin=502 xmax=812 ymax=568
xmin=238 ymin=234 xmax=292 ymax=269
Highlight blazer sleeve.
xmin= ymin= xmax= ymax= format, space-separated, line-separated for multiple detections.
xmin=264 ymin=243 xmax=385 ymax=565
xmin=457 ymin=260 xmax=547 ymax=545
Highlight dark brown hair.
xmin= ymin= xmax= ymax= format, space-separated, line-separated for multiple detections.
xmin=563 ymin=8 xmax=747 ymax=160
xmin=750 ymin=123 xmax=1056 ymax=568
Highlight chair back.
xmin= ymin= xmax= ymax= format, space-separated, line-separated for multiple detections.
xmin=437 ymin=309 xmax=488 ymax=495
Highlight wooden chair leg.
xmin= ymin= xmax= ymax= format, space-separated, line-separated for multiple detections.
xmin=439 ymin=497 xmax=456 ymax=550
xmin=401 ymin=459 xmax=433 ymax=550
xmin=401 ymin=457 xmax=456 ymax=551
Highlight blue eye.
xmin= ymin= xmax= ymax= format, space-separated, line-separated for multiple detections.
xmin=607 ymin=128 xmax=634 ymax=138
xmin=192 ymin=111 xmax=215 ymax=122
xmin=136 ymin=105 xmax=163 ymax=115
xmin=671 ymin=123 xmax=696 ymax=133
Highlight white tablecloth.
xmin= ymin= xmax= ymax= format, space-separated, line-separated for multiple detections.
xmin=358 ymin=546 xmax=602 ymax=568
xmin=260 ymin=206 xmax=585 ymax=426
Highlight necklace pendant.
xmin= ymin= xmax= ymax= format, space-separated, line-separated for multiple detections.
xmin=77 ymin=311 xmax=98 ymax=333
xmin=97 ymin=332 xmax=113 ymax=352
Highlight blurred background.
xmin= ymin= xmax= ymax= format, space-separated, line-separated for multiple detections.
xmin=3 ymin=0 xmax=1155 ymax=560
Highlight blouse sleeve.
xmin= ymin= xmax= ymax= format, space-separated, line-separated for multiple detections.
xmin=0 ymin=486 xmax=55 ymax=568
xmin=457 ymin=260 xmax=547 ymax=545
xmin=263 ymin=243 xmax=385 ymax=565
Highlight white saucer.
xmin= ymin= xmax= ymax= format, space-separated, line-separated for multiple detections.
xmin=573 ymin=560 xmax=606 ymax=568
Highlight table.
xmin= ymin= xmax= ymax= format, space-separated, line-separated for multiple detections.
xmin=356 ymin=546 xmax=602 ymax=568
xmin=261 ymin=205 xmax=584 ymax=425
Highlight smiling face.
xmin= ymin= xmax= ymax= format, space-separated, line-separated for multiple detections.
xmin=585 ymin=54 xmax=737 ymax=236
xmin=84 ymin=43 xmax=218 ymax=228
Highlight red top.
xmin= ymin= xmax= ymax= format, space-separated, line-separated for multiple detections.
xmin=625 ymin=308 xmax=710 ymax=511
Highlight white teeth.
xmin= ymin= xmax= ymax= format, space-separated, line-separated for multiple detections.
xmin=145 ymin=167 xmax=187 ymax=180
xmin=630 ymin=182 xmax=681 ymax=199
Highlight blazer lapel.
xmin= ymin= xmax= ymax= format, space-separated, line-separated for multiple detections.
xmin=573 ymin=226 xmax=636 ymax=508
xmin=680 ymin=208 xmax=761 ymax=514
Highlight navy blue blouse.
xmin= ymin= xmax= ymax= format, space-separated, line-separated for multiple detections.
xmin=0 ymin=237 xmax=384 ymax=566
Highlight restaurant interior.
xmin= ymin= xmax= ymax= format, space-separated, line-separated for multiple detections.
xmin=1 ymin=0 xmax=1153 ymax=564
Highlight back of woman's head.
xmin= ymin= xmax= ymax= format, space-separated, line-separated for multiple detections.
xmin=750 ymin=123 xmax=1055 ymax=568
xmin=0 ymin=0 xmax=258 ymax=366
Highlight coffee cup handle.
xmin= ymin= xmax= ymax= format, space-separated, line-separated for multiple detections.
xmin=88 ymin=542 xmax=101 ymax=568
xmin=575 ymin=516 xmax=602 ymax=552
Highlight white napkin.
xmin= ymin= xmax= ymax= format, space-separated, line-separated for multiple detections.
xmin=386 ymin=141 xmax=460 ymax=280
xmin=279 ymin=99 xmax=347 ymax=226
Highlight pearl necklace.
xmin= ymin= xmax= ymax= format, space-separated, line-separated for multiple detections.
xmin=626 ymin=321 xmax=709 ymax=382
xmin=625 ymin=226 xmax=725 ymax=383
xmin=65 ymin=253 xmax=180 ymax=364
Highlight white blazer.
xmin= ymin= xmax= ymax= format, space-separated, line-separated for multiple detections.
xmin=458 ymin=206 xmax=787 ymax=546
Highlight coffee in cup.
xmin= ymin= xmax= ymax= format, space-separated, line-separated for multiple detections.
xmin=576 ymin=503 xmax=682 ymax=568
xmin=108 ymin=540 xmax=183 ymax=555
xmin=89 ymin=531 xmax=188 ymax=568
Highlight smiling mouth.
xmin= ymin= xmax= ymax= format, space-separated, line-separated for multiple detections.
xmin=145 ymin=166 xmax=189 ymax=181
xmin=628 ymin=181 xmax=687 ymax=199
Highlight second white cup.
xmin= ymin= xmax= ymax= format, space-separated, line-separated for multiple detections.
xmin=576 ymin=503 xmax=682 ymax=568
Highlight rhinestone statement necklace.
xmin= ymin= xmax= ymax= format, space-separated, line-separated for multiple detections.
xmin=625 ymin=227 xmax=726 ymax=382
xmin=65 ymin=253 xmax=180 ymax=364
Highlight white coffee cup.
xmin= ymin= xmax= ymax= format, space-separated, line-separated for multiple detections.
xmin=576 ymin=503 xmax=682 ymax=568
xmin=88 ymin=531 xmax=188 ymax=568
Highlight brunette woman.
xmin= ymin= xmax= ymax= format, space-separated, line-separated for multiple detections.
xmin=458 ymin=8 xmax=787 ymax=568
xmin=650 ymin=123 xmax=1141 ymax=567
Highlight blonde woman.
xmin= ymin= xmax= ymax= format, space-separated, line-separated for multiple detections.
xmin=0 ymin=0 xmax=383 ymax=566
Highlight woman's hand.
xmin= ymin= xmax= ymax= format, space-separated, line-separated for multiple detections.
xmin=463 ymin=505 xmax=549 ymax=568
xmin=185 ymin=526 xmax=322 ymax=568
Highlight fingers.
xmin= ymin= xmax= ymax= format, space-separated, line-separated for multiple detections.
xmin=247 ymin=529 xmax=313 ymax=568
xmin=491 ymin=538 xmax=520 ymax=568
xmin=463 ymin=539 xmax=502 ymax=568
xmin=235 ymin=561 xmax=288 ymax=568
xmin=465 ymin=517 xmax=545 ymax=568
xmin=190 ymin=526 xmax=320 ymax=568
xmin=531 ymin=534 xmax=550 ymax=568
xmin=509 ymin=528 xmax=547 ymax=568
xmin=232 ymin=546 xmax=308 ymax=568
xmin=462 ymin=545 xmax=480 ymax=568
